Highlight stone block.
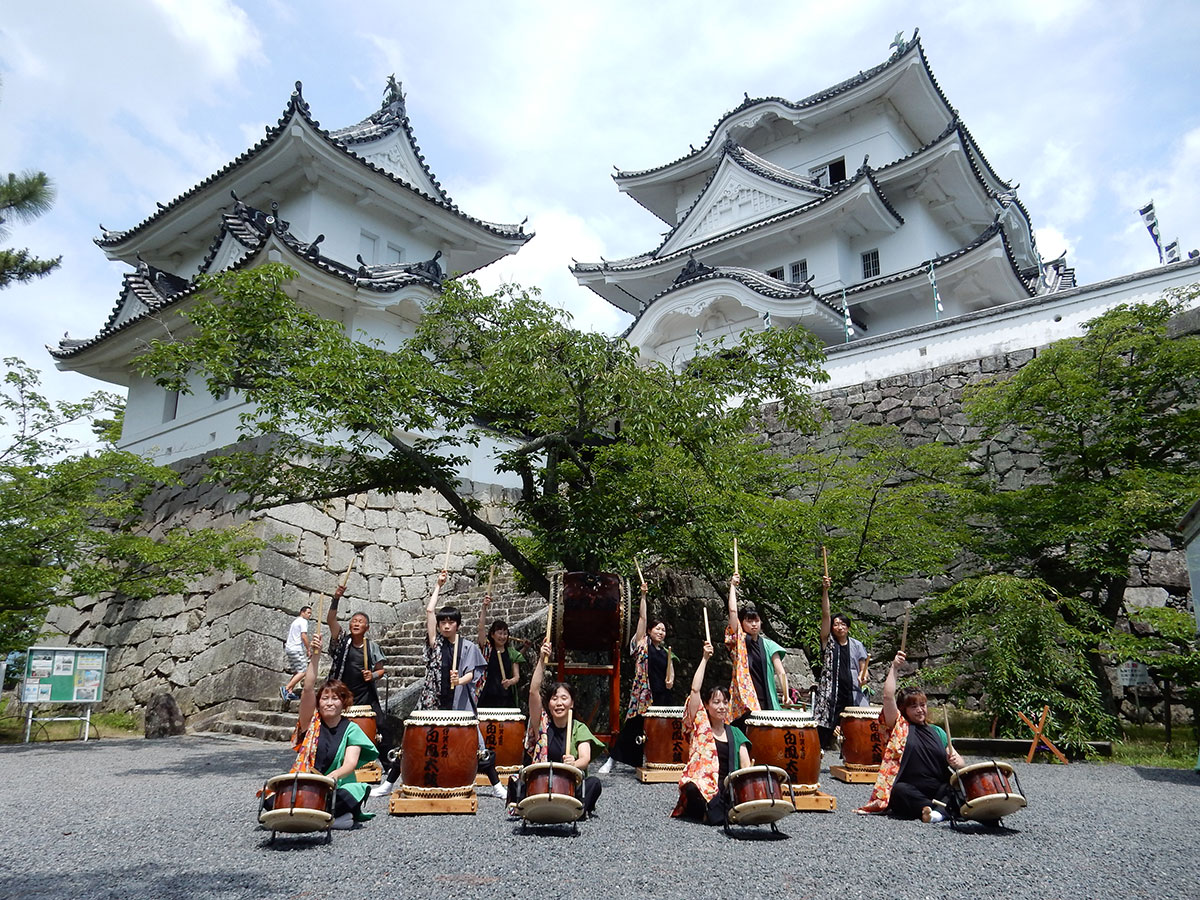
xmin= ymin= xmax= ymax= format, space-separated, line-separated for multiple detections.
xmin=257 ymin=549 xmax=336 ymax=594
xmin=1147 ymin=552 xmax=1189 ymax=588
xmin=261 ymin=520 xmax=302 ymax=556
xmin=388 ymin=549 xmax=415 ymax=576
xmin=1125 ymin=587 xmax=1169 ymax=608
xmin=362 ymin=544 xmax=390 ymax=576
xmin=339 ymin=523 xmax=375 ymax=546
xmin=269 ymin=503 xmax=336 ymax=537
xmin=206 ymin=578 xmax=254 ymax=622
xmin=344 ymin=504 xmax=366 ymax=527
xmin=326 ymin=538 xmax=354 ymax=573
xmin=885 ymin=406 xmax=912 ymax=424
xmin=373 ymin=527 xmax=397 ymax=548
xmin=365 ymin=508 xmax=389 ymax=529
xmin=299 ymin=532 xmax=326 ymax=566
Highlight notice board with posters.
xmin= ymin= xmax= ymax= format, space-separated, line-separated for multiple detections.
xmin=21 ymin=646 xmax=108 ymax=704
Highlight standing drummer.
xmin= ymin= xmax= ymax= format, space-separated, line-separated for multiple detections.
xmin=812 ymin=574 xmax=870 ymax=749
xmin=857 ymin=651 xmax=964 ymax=823
xmin=725 ymin=573 xmax=788 ymax=728
xmin=373 ymin=571 xmax=506 ymax=799
xmin=326 ymin=604 xmax=387 ymax=746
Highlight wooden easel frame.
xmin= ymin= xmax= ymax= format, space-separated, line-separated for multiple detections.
xmin=1018 ymin=704 xmax=1070 ymax=764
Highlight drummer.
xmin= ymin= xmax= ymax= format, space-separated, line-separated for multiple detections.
xmin=476 ymin=593 xmax=525 ymax=709
xmin=599 ymin=579 xmax=675 ymax=774
xmin=856 ymin=650 xmax=964 ymax=823
xmin=725 ymin=573 xmax=788 ymax=727
xmin=287 ymin=634 xmax=379 ymax=829
xmin=325 ymin=603 xmax=387 ymax=747
xmin=506 ymin=640 xmax=606 ymax=817
xmin=374 ymin=571 xmax=506 ymax=798
xmin=672 ymin=639 xmax=751 ymax=826
xmin=812 ymin=574 xmax=870 ymax=749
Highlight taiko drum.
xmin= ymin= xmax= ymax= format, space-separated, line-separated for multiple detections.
xmin=839 ymin=706 xmax=885 ymax=767
xmin=744 ymin=710 xmax=821 ymax=787
xmin=517 ymin=761 xmax=585 ymax=824
xmin=477 ymin=708 xmax=527 ymax=768
xmin=724 ymin=765 xmax=794 ymax=827
xmin=951 ymin=760 xmax=1028 ymax=821
xmin=399 ymin=710 xmax=479 ymax=789
xmin=642 ymin=706 xmax=690 ymax=765
xmin=345 ymin=705 xmax=377 ymax=745
xmin=259 ymin=771 xmax=336 ymax=833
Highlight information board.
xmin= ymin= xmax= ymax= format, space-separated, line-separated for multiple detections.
xmin=1116 ymin=659 xmax=1152 ymax=687
xmin=21 ymin=646 xmax=108 ymax=704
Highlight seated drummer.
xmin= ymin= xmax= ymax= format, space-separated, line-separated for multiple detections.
xmin=506 ymin=640 xmax=605 ymax=818
xmin=725 ymin=572 xmax=788 ymax=728
xmin=286 ymin=634 xmax=379 ymax=829
xmin=672 ymin=639 xmax=751 ymax=826
xmin=856 ymin=651 xmax=964 ymax=823
xmin=326 ymin=600 xmax=387 ymax=747
xmin=374 ymin=571 xmax=506 ymax=798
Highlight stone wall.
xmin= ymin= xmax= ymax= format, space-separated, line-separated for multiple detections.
xmin=43 ymin=444 xmax=520 ymax=729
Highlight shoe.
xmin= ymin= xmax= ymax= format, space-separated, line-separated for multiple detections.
xmin=492 ymin=783 xmax=507 ymax=799
xmin=506 ymin=803 xmax=520 ymax=819
xmin=279 ymin=686 xmax=289 ymax=702
xmin=598 ymin=758 xmax=613 ymax=774
xmin=287 ymin=691 xmax=300 ymax=701
xmin=370 ymin=780 xmax=394 ymax=798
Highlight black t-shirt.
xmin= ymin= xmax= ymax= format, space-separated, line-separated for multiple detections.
xmin=480 ymin=646 xmax=511 ymax=706
xmin=714 ymin=735 xmax=731 ymax=788
xmin=745 ymin=634 xmax=771 ymax=709
xmin=438 ymin=638 xmax=457 ymax=709
xmin=315 ymin=718 xmax=349 ymax=774
xmin=835 ymin=640 xmax=853 ymax=712
xmin=648 ymin=643 xmax=671 ymax=705
xmin=898 ymin=723 xmax=948 ymax=790
xmin=547 ymin=722 xmax=567 ymax=763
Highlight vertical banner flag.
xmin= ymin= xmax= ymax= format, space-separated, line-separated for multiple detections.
xmin=842 ymin=289 xmax=854 ymax=343
xmin=1138 ymin=201 xmax=1164 ymax=262
xmin=928 ymin=259 xmax=944 ymax=318
xmin=761 ymin=310 xmax=772 ymax=329
xmin=1165 ymin=239 xmax=1180 ymax=264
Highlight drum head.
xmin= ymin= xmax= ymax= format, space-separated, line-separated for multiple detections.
xmin=520 ymin=761 xmax=583 ymax=785
xmin=960 ymin=792 xmax=1027 ymax=822
xmin=259 ymin=808 xmax=333 ymax=833
xmin=727 ymin=798 xmax=795 ymax=826
xmin=264 ymin=771 xmax=336 ymax=790
xmin=518 ymin=793 xmax=585 ymax=824
xmin=951 ymin=760 xmax=1016 ymax=783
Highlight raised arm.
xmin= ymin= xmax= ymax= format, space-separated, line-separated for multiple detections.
xmin=477 ymin=592 xmax=491 ymax=648
xmin=818 ymin=574 xmax=832 ymax=647
xmin=684 ymin=640 xmax=714 ymax=722
xmin=326 ymin=604 xmax=341 ymax=645
xmin=633 ymin=581 xmax=648 ymax=646
xmin=665 ymin=649 xmax=675 ymax=691
xmin=296 ymin=633 xmax=323 ymax=727
xmin=881 ymin=650 xmax=904 ymax=730
xmin=426 ymin=570 xmax=448 ymax=649
xmin=528 ymin=640 xmax=552 ymax=728
xmin=726 ymin=573 xmax=741 ymax=635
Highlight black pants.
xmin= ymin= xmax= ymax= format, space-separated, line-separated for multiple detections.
xmin=333 ymin=787 xmax=363 ymax=818
xmin=507 ymin=770 xmax=602 ymax=816
xmin=608 ymin=715 xmax=645 ymax=766
xmin=678 ymin=781 xmax=728 ymax=826
xmin=887 ymin=778 xmax=957 ymax=819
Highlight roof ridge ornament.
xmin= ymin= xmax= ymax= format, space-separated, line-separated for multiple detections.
xmin=673 ymin=254 xmax=714 ymax=285
xmin=383 ymin=75 xmax=407 ymax=112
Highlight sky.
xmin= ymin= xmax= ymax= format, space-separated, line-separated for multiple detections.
xmin=2 ymin=0 xmax=1198 ymax=440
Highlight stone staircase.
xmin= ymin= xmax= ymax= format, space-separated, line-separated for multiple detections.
xmin=205 ymin=579 xmax=547 ymax=741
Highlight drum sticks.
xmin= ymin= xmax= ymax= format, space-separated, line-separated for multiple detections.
xmin=566 ymin=708 xmax=574 ymax=759
xmin=900 ymin=604 xmax=910 ymax=655
xmin=733 ymin=537 xmax=739 ymax=575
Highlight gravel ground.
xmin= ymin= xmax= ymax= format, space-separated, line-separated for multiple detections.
xmin=1 ymin=735 xmax=1198 ymax=900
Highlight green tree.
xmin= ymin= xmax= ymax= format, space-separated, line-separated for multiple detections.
xmin=0 ymin=358 xmax=261 ymax=654
xmin=963 ymin=287 xmax=1200 ymax=712
xmin=0 ymin=170 xmax=61 ymax=288
xmin=134 ymin=264 xmax=970 ymax=623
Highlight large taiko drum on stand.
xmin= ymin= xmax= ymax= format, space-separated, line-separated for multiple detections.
xmin=399 ymin=710 xmax=479 ymax=796
xmin=951 ymin=760 xmax=1028 ymax=822
xmin=478 ymin=708 xmax=527 ymax=770
xmin=258 ymin=771 xmax=336 ymax=834
xmin=724 ymin=765 xmax=795 ymax=828
xmin=642 ymin=706 xmax=690 ymax=766
xmin=839 ymin=706 xmax=885 ymax=768
xmin=549 ymin=572 xmax=633 ymax=652
xmin=517 ymin=761 xmax=585 ymax=824
xmin=744 ymin=710 xmax=821 ymax=791
xmin=345 ymin=705 xmax=377 ymax=745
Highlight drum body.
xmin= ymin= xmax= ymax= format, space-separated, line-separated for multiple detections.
xmin=345 ymin=705 xmax=377 ymax=745
xmin=518 ymin=761 xmax=584 ymax=824
xmin=642 ymin=706 xmax=690 ymax=766
xmin=399 ymin=710 xmax=479 ymax=789
xmin=551 ymin=572 xmax=631 ymax=653
xmin=724 ymin=765 xmax=794 ymax=826
xmin=744 ymin=710 xmax=821 ymax=788
xmin=259 ymin=771 xmax=336 ymax=833
xmin=839 ymin=706 xmax=885 ymax=767
xmin=478 ymin=708 xmax=527 ymax=769
xmin=951 ymin=760 xmax=1028 ymax=821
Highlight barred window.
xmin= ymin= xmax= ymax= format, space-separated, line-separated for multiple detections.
xmin=861 ymin=249 xmax=880 ymax=279
xmin=790 ymin=260 xmax=808 ymax=283
xmin=767 ymin=267 xmax=785 ymax=280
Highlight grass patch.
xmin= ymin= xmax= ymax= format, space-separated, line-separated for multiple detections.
xmin=1105 ymin=724 xmax=1199 ymax=769
xmin=0 ymin=695 xmax=142 ymax=743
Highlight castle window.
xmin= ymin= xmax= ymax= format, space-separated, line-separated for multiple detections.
xmin=384 ymin=242 xmax=405 ymax=264
xmin=790 ymin=260 xmax=808 ymax=283
xmin=809 ymin=157 xmax=846 ymax=187
xmin=359 ymin=230 xmax=379 ymax=264
xmin=767 ymin=267 xmax=785 ymax=280
xmin=163 ymin=389 xmax=179 ymax=423
xmin=861 ymin=249 xmax=880 ymax=280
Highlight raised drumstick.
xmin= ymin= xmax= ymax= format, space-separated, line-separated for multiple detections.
xmin=822 ymin=544 xmax=829 ymax=579
xmin=733 ymin=537 xmax=739 ymax=575
xmin=900 ymin=604 xmax=910 ymax=655
xmin=703 ymin=606 xmax=711 ymax=645
xmin=566 ymin=708 xmax=574 ymax=759
xmin=443 ymin=534 xmax=454 ymax=572
xmin=634 ymin=556 xmax=645 ymax=588
xmin=486 ymin=564 xmax=495 ymax=597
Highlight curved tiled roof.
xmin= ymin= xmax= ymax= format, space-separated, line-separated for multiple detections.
xmin=53 ymin=222 xmax=444 ymax=360
xmin=95 ymin=82 xmax=530 ymax=249
xmin=573 ymin=162 xmax=902 ymax=275
xmin=614 ymin=31 xmax=948 ymax=181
